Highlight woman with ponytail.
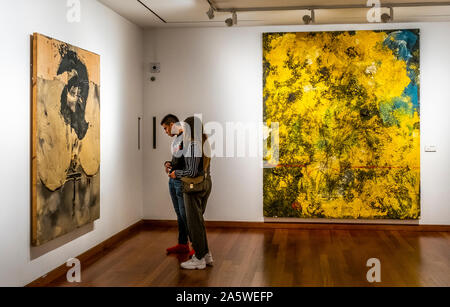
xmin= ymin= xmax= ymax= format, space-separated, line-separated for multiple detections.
xmin=168 ymin=116 xmax=213 ymax=270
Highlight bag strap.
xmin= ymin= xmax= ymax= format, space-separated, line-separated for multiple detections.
xmin=202 ymin=138 xmax=211 ymax=178
xmin=203 ymin=156 xmax=210 ymax=178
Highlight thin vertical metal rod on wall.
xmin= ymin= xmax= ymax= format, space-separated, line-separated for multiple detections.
xmin=153 ymin=117 xmax=157 ymax=149
xmin=138 ymin=117 xmax=141 ymax=150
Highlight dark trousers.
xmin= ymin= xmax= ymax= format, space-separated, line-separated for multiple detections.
xmin=184 ymin=177 xmax=212 ymax=259
xmin=169 ymin=178 xmax=189 ymax=245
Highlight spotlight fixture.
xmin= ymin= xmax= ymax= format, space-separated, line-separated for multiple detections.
xmin=302 ymin=9 xmax=315 ymax=24
xmin=381 ymin=13 xmax=390 ymax=23
xmin=225 ymin=11 xmax=237 ymax=27
xmin=225 ymin=18 xmax=233 ymax=27
xmin=381 ymin=7 xmax=394 ymax=23
xmin=206 ymin=6 xmax=214 ymax=20
xmin=232 ymin=11 xmax=237 ymax=25
xmin=302 ymin=15 xmax=312 ymax=24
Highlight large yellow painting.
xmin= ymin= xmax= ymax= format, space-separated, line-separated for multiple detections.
xmin=263 ymin=30 xmax=420 ymax=219
xmin=32 ymin=33 xmax=100 ymax=245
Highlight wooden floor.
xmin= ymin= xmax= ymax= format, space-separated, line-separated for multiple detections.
xmin=49 ymin=226 xmax=450 ymax=287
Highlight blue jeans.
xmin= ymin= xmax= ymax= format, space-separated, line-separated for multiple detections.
xmin=169 ymin=178 xmax=189 ymax=244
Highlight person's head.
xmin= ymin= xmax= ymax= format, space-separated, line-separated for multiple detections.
xmin=183 ymin=116 xmax=207 ymax=144
xmin=161 ymin=114 xmax=181 ymax=137
xmin=182 ymin=116 xmax=211 ymax=158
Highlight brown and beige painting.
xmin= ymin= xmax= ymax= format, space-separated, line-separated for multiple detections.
xmin=31 ymin=33 xmax=100 ymax=246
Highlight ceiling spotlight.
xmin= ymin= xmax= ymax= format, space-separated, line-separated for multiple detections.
xmin=381 ymin=13 xmax=390 ymax=23
xmin=225 ymin=18 xmax=233 ymax=27
xmin=381 ymin=7 xmax=394 ymax=23
xmin=225 ymin=11 xmax=237 ymax=27
xmin=302 ymin=9 xmax=315 ymax=24
xmin=206 ymin=6 xmax=214 ymax=20
xmin=302 ymin=15 xmax=312 ymax=24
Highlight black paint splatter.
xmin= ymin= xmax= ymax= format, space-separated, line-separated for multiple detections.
xmin=57 ymin=44 xmax=89 ymax=140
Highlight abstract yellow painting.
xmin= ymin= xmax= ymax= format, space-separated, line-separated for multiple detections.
xmin=263 ymin=30 xmax=420 ymax=219
xmin=31 ymin=33 xmax=100 ymax=245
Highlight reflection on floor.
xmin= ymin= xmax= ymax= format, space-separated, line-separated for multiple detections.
xmin=49 ymin=226 xmax=450 ymax=287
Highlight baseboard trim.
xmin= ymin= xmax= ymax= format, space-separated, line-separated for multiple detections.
xmin=142 ymin=219 xmax=450 ymax=232
xmin=26 ymin=220 xmax=143 ymax=287
xmin=26 ymin=218 xmax=449 ymax=286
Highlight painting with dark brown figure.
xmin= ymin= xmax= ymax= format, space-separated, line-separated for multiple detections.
xmin=31 ymin=33 xmax=100 ymax=246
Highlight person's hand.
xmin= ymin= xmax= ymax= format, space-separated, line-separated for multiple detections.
xmin=164 ymin=162 xmax=172 ymax=173
xmin=169 ymin=171 xmax=177 ymax=179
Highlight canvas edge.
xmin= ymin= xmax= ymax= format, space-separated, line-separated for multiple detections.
xmin=34 ymin=32 xmax=100 ymax=57
xmin=31 ymin=33 xmax=38 ymax=246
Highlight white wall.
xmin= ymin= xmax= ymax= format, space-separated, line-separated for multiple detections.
xmin=143 ymin=22 xmax=450 ymax=226
xmin=0 ymin=0 xmax=144 ymax=286
xmin=0 ymin=2 xmax=449 ymax=286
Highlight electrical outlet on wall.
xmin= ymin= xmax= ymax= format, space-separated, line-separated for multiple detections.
xmin=424 ymin=145 xmax=437 ymax=152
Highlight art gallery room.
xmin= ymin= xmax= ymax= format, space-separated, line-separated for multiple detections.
xmin=0 ymin=0 xmax=449 ymax=291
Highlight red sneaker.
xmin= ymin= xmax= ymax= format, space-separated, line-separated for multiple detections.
xmin=166 ymin=244 xmax=190 ymax=254
xmin=188 ymin=249 xmax=195 ymax=257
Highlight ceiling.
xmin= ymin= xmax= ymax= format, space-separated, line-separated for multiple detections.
xmin=98 ymin=0 xmax=450 ymax=28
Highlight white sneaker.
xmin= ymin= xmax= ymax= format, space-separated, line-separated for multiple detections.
xmin=180 ymin=255 xmax=206 ymax=270
xmin=205 ymin=252 xmax=214 ymax=266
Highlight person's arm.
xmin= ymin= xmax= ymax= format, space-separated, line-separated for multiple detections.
xmin=174 ymin=142 xmax=202 ymax=178
xmin=164 ymin=161 xmax=172 ymax=173
xmin=166 ymin=137 xmax=181 ymax=173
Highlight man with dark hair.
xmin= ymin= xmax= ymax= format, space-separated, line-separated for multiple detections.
xmin=161 ymin=114 xmax=192 ymax=255
xmin=160 ymin=114 xmax=179 ymax=132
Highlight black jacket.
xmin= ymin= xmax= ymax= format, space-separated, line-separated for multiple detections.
xmin=167 ymin=134 xmax=185 ymax=171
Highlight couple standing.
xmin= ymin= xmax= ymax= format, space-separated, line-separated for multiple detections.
xmin=161 ymin=114 xmax=213 ymax=270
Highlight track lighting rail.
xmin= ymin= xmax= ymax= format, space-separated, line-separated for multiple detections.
xmin=208 ymin=1 xmax=450 ymax=13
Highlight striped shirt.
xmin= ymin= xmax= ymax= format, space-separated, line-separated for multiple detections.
xmin=175 ymin=141 xmax=203 ymax=178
